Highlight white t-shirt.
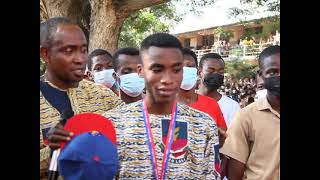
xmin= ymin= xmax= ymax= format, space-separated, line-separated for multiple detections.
xmin=218 ymin=95 xmax=240 ymax=127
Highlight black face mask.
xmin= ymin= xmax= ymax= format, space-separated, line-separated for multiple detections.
xmin=203 ymin=73 xmax=224 ymax=91
xmin=264 ymin=76 xmax=280 ymax=97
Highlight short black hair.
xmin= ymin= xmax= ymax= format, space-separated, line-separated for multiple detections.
xmin=112 ymin=47 xmax=140 ymax=71
xmin=40 ymin=17 xmax=77 ymax=47
xmin=88 ymin=49 xmax=112 ymax=71
xmin=182 ymin=48 xmax=198 ymax=68
xmin=199 ymin=53 xmax=224 ymax=69
xmin=140 ymin=33 xmax=182 ymax=52
xmin=258 ymin=45 xmax=280 ymax=69
xmin=247 ymin=96 xmax=255 ymax=104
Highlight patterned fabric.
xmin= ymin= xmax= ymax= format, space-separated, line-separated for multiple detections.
xmin=40 ymin=78 xmax=124 ymax=180
xmin=103 ymin=100 xmax=220 ymax=180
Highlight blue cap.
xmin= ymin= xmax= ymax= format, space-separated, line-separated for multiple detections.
xmin=58 ymin=131 xmax=119 ymax=180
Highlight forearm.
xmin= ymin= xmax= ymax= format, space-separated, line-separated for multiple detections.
xmin=220 ymin=154 xmax=228 ymax=179
xmin=226 ymin=157 xmax=246 ymax=180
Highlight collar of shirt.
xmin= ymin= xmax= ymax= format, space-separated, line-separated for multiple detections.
xmin=257 ymin=97 xmax=280 ymax=118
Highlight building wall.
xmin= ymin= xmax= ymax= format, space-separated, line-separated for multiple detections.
xmin=190 ymin=37 xmax=197 ymax=48
xmin=176 ymin=20 xmax=266 ymax=49
xmin=197 ymin=35 xmax=203 ymax=47
xmin=229 ymin=26 xmax=245 ymax=45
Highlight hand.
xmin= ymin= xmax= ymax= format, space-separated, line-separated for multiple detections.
xmin=220 ymin=154 xmax=229 ymax=179
xmin=218 ymin=128 xmax=227 ymax=148
xmin=47 ymin=123 xmax=73 ymax=150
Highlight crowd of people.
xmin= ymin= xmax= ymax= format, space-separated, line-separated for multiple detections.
xmin=40 ymin=17 xmax=280 ymax=180
xmin=219 ymin=75 xmax=259 ymax=108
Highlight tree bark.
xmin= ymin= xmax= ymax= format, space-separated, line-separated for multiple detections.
xmin=117 ymin=0 xmax=169 ymax=17
xmin=40 ymin=0 xmax=49 ymax=22
xmin=88 ymin=0 xmax=122 ymax=53
xmin=42 ymin=0 xmax=91 ymax=40
xmin=42 ymin=0 xmax=169 ymax=53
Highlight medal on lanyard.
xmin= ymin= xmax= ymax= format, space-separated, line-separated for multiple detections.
xmin=142 ymin=99 xmax=177 ymax=180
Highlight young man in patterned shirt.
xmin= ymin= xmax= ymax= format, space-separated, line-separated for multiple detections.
xmin=103 ymin=33 xmax=221 ymax=179
xmin=48 ymin=32 xmax=221 ymax=180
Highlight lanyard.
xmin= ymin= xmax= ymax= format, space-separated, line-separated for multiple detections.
xmin=142 ymin=99 xmax=177 ymax=180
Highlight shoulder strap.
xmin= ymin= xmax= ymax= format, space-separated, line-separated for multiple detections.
xmin=40 ymin=80 xmax=72 ymax=114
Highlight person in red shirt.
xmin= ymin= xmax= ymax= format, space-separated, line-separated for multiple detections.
xmin=189 ymin=94 xmax=227 ymax=130
xmin=177 ymin=48 xmax=227 ymax=146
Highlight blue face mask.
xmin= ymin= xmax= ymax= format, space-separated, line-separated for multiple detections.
xmin=180 ymin=67 xmax=198 ymax=90
xmin=93 ymin=69 xmax=115 ymax=88
xmin=118 ymin=73 xmax=145 ymax=97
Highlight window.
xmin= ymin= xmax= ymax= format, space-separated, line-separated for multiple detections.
xmin=203 ymin=35 xmax=215 ymax=47
xmin=184 ymin=39 xmax=190 ymax=47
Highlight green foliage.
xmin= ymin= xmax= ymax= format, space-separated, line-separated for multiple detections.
xmin=240 ymin=28 xmax=256 ymax=40
xmin=261 ymin=16 xmax=280 ymax=33
xmin=225 ymin=60 xmax=259 ymax=79
xmin=239 ymin=16 xmax=279 ymax=41
xmin=229 ymin=47 xmax=244 ymax=59
xmin=174 ymin=0 xmax=216 ymax=15
xmin=228 ymin=0 xmax=279 ymax=19
xmin=228 ymin=7 xmax=253 ymax=19
xmin=118 ymin=3 xmax=180 ymax=48
xmin=213 ymin=27 xmax=234 ymax=41
xmin=238 ymin=0 xmax=279 ymax=12
xmin=118 ymin=0 xmax=216 ymax=48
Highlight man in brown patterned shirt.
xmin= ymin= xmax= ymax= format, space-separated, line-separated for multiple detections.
xmin=40 ymin=17 xmax=123 ymax=179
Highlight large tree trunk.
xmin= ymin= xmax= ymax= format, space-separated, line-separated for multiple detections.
xmin=88 ymin=0 xmax=169 ymax=53
xmin=88 ymin=0 xmax=126 ymax=53
xmin=42 ymin=0 xmax=91 ymax=39
xmin=41 ymin=0 xmax=169 ymax=53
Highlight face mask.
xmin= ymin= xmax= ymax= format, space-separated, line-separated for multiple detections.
xmin=203 ymin=73 xmax=224 ymax=91
xmin=180 ymin=67 xmax=198 ymax=90
xmin=93 ymin=69 xmax=116 ymax=88
xmin=264 ymin=76 xmax=280 ymax=97
xmin=255 ymin=89 xmax=267 ymax=100
xmin=119 ymin=73 xmax=145 ymax=97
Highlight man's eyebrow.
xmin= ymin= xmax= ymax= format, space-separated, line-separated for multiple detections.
xmin=149 ymin=63 xmax=164 ymax=69
xmin=172 ymin=62 xmax=183 ymax=67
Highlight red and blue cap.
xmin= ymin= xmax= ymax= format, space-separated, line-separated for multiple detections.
xmin=57 ymin=113 xmax=119 ymax=180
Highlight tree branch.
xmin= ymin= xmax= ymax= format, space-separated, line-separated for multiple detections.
xmin=40 ymin=0 xmax=49 ymax=21
xmin=117 ymin=0 xmax=170 ymax=16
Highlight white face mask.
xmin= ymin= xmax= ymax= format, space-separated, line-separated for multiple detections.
xmin=119 ymin=73 xmax=145 ymax=97
xmin=255 ymin=89 xmax=267 ymax=100
xmin=93 ymin=69 xmax=116 ymax=88
xmin=180 ymin=67 xmax=198 ymax=90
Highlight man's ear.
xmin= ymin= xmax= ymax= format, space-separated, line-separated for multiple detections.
xmin=112 ymin=72 xmax=120 ymax=83
xmin=40 ymin=46 xmax=49 ymax=63
xmin=198 ymin=67 xmax=203 ymax=78
xmin=137 ymin=64 xmax=144 ymax=78
xmin=86 ymin=71 xmax=94 ymax=81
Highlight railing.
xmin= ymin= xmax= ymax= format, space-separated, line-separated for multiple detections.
xmin=194 ymin=42 xmax=279 ymax=61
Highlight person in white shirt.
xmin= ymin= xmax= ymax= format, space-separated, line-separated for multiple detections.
xmin=218 ymin=94 xmax=241 ymax=126
xmin=197 ymin=53 xmax=240 ymax=127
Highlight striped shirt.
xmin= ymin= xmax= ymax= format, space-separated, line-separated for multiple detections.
xmin=103 ymin=100 xmax=221 ymax=180
xmin=40 ymin=78 xmax=123 ymax=179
